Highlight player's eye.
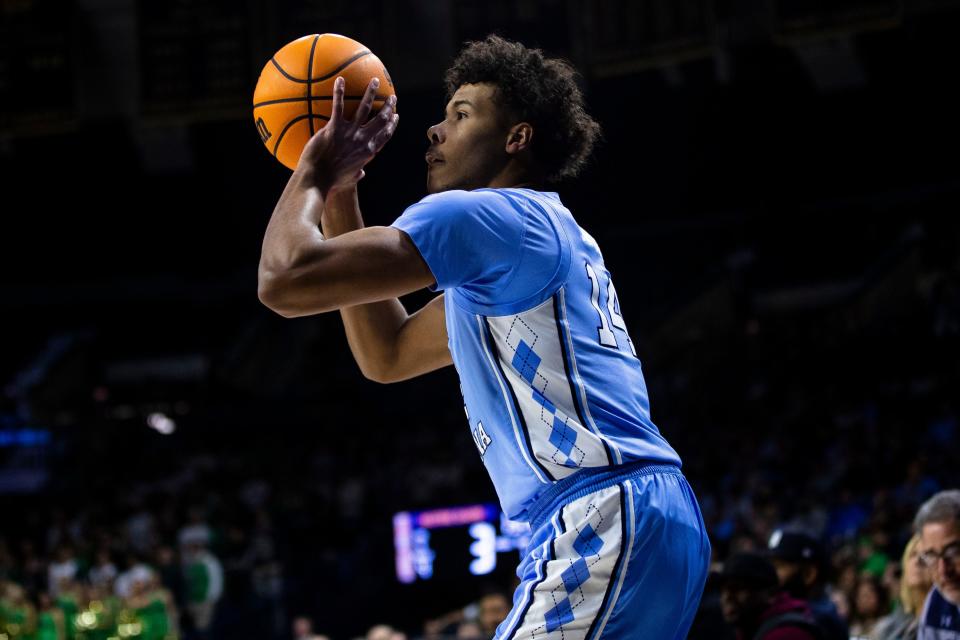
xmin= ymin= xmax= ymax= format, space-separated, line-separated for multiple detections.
xmin=456 ymin=111 xmax=467 ymax=120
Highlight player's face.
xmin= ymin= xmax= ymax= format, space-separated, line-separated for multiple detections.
xmin=425 ymin=83 xmax=513 ymax=194
xmin=921 ymin=520 xmax=960 ymax=604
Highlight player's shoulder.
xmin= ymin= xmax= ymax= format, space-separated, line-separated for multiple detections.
xmin=416 ymin=188 xmax=514 ymax=209
xmin=407 ymin=189 xmax=524 ymax=228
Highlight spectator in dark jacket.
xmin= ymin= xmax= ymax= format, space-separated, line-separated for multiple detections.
xmin=720 ymin=552 xmax=824 ymax=640
xmin=767 ymin=529 xmax=849 ymax=640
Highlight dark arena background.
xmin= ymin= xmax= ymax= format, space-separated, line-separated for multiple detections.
xmin=2 ymin=1 xmax=959 ymax=639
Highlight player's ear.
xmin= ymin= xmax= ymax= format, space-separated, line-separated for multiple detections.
xmin=505 ymin=123 xmax=533 ymax=155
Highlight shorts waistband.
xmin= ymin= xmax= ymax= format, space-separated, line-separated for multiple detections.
xmin=527 ymin=461 xmax=683 ymax=533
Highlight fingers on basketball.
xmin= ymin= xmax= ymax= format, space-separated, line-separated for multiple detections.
xmin=252 ymin=34 xmax=396 ymax=170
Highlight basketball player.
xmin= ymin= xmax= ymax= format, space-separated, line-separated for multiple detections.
xmin=259 ymin=35 xmax=711 ymax=638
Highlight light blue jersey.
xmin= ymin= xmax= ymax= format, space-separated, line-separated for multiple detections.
xmin=392 ymin=188 xmax=682 ymax=521
xmin=392 ymin=188 xmax=709 ymax=638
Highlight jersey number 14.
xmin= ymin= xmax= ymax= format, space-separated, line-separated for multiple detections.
xmin=585 ymin=263 xmax=636 ymax=356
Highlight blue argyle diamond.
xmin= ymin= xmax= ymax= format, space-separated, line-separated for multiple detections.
xmin=549 ymin=416 xmax=576 ymax=456
xmin=545 ymin=597 xmax=575 ymax=632
xmin=573 ymin=524 xmax=602 ymax=557
xmin=561 ymin=558 xmax=590 ymax=594
xmin=511 ymin=340 xmax=541 ymax=383
xmin=532 ymin=389 xmax=555 ymax=414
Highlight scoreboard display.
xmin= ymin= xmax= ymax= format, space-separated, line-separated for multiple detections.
xmin=393 ymin=504 xmax=531 ymax=584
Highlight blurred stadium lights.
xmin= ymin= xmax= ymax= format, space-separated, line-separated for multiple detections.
xmin=0 ymin=423 xmax=52 ymax=494
xmin=0 ymin=427 xmax=52 ymax=448
xmin=146 ymin=411 xmax=175 ymax=435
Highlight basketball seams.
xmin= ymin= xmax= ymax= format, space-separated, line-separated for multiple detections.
xmin=253 ymin=95 xmax=391 ymax=109
xmin=256 ymin=35 xmax=393 ymax=169
xmin=272 ymin=114 xmax=329 ymax=158
xmin=269 ymin=50 xmax=371 ymax=84
xmin=307 ymin=35 xmax=319 ymax=136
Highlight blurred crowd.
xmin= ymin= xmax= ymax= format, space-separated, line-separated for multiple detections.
xmin=0 ymin=430 xmax=955 ymax=640
xmin=1 ymin=222 xmax=957 ymax=639
xmin=1 ymin=316 xmax=957 ymax=640
xmin=0 ymin=504 xmax=229 ymax=640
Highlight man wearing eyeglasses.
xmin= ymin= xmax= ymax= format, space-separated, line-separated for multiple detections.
xmin=914 ymin=489 xmax=960 ymax=639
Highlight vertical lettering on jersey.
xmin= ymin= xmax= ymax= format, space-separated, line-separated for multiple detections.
xmin=472 ymin=421 xmax=492 ymax=457
xmin=486 ymin=297 xmax=609 ymax=480
xmin=462 ymin=388 xmax=492 ymax=457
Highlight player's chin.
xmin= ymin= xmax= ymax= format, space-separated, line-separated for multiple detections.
xmin=425 ymin=172 xmax=451 ymax=195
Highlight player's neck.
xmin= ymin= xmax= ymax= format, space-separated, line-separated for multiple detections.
xmin=486 ymin=160 xmax=547 ymax=191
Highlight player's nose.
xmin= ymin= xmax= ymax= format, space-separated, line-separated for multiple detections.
xmin=427 ymin=122 xmax=444 ymax=144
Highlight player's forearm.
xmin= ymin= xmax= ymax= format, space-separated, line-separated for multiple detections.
xmin=258 ymin=166 xmax=326 ymax=294
xmin=322 ymin=186 xmax=411 ymax=382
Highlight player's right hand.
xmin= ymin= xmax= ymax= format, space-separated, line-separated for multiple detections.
xmin=298 ymin=75 xmax=398 ymax=195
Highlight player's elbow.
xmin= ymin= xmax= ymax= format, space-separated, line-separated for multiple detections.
xmin=258 ymin=261 xmax=334 ymax=316
xmin=361 ymin=370 xmax=394 ymax=384
xmin=357 ymin=361 xmax=401 ymax=384
xmin=259 ymin=294 xmax=298 ymax=319
xmin=258 ymin=269 xmax=287 ymax=314
xmin=258 ymin=253 xmax=341 ymax=317
xmin=355 ymin=349 xmax=411 ymax=384
xmin=258 ymin=269 xmax=304 ymax=318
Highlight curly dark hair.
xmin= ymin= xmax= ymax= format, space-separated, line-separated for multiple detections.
xmin=443 ymin=34 xmax=602 ymax=183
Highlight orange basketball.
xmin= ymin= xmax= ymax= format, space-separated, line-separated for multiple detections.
xmin=253 ymin=34 xmax=397 ymax=170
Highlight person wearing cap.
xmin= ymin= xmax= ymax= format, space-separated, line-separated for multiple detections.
xmin=719 ymin=552 xmax=825 ymax=640
xmin=767 ymin=529 xmax=849 ymax=640
xmin=914 ymin=489 xmax=960 ymax=639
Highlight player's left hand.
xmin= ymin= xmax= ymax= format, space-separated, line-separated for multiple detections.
xmin=298 ymin=75 xmax=398 ymax=195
